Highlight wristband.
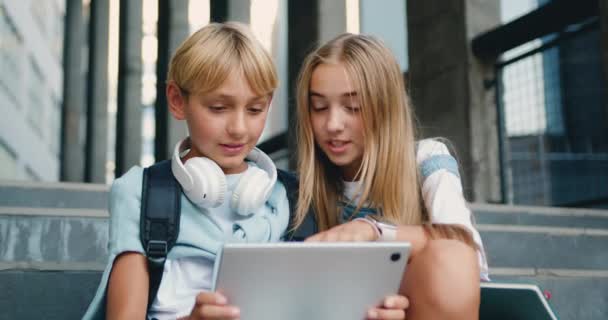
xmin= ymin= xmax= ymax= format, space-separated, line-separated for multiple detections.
xmin=365 ymin=216 xmax=398 ymax=241
xmin=353 ymin=217 xmax=381 ymax=240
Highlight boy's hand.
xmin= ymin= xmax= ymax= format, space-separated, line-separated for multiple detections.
xmin=305 ymin=219 xmax=378 ymax=242
xmin=185 ymin=292 xmax=240 ymax=320
xmin=367 ymin=294 xmax=409 ymax=320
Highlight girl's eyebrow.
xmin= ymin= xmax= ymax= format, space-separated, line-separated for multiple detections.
xmin=309 ymin=91 xmax=357 ymax=97
xmin=309 ymin=90 xmax=325 ymax=98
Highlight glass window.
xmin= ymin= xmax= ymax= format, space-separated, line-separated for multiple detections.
xmin=0 ymin=139 xmax=17 ymax=180
xmin=27 ymin=57 xmax=46 ymax=139
xmin=0 ymin=6 xmax=23 ymax=107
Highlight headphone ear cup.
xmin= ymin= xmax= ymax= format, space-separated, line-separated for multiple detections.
xmin=183 ymin=157 xmax=226 ymax=208
xmin=231 ymin=166 xmax=271 ymax=216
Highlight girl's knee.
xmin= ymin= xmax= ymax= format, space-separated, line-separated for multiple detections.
xmin=403 ymin=239 xmax=480 ymax=317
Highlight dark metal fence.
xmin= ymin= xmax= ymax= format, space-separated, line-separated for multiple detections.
xmin=496 ymin=18 xmax=608 ymax=208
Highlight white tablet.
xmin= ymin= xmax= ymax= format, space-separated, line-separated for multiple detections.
xmin=212 ymin=242 xmax=410 ymax=320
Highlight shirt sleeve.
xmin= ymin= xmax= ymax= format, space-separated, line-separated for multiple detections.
xmin=417 ymin=139 xmax=490 ymax=281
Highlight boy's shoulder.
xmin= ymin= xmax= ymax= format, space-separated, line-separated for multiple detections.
xmin=107 ymin=166 xmax=146 ymax=255
xmin=110 ymin=166 xmax=144 ymax=196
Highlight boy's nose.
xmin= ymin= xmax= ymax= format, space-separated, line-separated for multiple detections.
xmin=227 ymin=112 xmax=247 ymax=137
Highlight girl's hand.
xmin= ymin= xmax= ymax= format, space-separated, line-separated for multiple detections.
xmin=184 ymin=292 xmax=240 ymax=320
xmin=367 ymin=294 xmax=409 ymax=320
xmin=305 ymin=219 xmax=378 ymax=242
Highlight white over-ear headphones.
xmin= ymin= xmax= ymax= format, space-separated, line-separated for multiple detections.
xmin=171 ymin=137 xmax=277 ymax=216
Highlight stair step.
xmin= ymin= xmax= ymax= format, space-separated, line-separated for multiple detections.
xmin=471 ymin=203 xmax=608 ymax=229
xmin=0 ymin=270 xmax=101 ymax=320
xmin=479 ymin=224 xmax=608 ymax=270
xmin=0 ymin=181 xmax=109 ymax=209
xmin=0 ymin=213 xmax=108 ymax=267
xmin=489 ymin=273 xmax=608 ymax=320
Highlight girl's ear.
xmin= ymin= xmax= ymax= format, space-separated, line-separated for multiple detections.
xmin=167 ymin=82 xmax=187 ymax=120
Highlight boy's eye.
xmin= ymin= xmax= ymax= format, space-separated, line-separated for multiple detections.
xmin=208 ymin=105 xmax=226 ymax=111
xmin=248 ymin=106 xmax=264 ymax=114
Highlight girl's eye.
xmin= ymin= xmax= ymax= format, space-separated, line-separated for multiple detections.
xmin=345 ymin=106 xmax=360 ymax=113
xmin=311 ymin=104 xmax=328 ymax=112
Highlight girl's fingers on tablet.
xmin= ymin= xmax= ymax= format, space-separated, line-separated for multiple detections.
xmin=194 ymin=292 xmax=227 ymax=306
xmin=367 ymin=307 xmax=406 ymax=320
xmin=305 ymin=233 xmax=322 ymax=242
xmin=192 ymin=304 xmax=240 ymax=319
xmin=383 ymin=295 xmax=409 ymax=310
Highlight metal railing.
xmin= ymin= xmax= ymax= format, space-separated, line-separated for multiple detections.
xmin=495 ymin=18 xmax=608 ymax=208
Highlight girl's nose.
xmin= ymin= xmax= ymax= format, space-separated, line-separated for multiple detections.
xmin=326 ymin=107 xmax=345 ymax=133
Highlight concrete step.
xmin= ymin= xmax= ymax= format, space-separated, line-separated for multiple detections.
xmin=1 ymin=271 xmax=604 ymax=320
xmin=0 ymin=181 xmax=108 ymax=209
xmin=471 ymin=203 xmax=608 ymax=229
xmin=479 ymin=224 xmax=608 ymax=270
xmin=0 ymin=208 xmax=108 ymax=269
xmin=0 ymin=270 xmax=101 ymax=320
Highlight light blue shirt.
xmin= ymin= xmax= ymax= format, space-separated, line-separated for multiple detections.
xmin=83 ymin=165 xmax=290 ymax=320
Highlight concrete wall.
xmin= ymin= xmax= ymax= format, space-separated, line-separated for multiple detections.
xmin=407 ymin=0 xmax=502 ymax=202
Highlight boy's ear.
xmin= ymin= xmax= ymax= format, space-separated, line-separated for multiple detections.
xmin=167 ymin=82 xmax=187 ymax=120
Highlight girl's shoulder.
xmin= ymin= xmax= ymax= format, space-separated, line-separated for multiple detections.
xmin=416 ymin=139 xmax=452 ymax=163
xmin=415 ymin=139 xmax=460 ymax=180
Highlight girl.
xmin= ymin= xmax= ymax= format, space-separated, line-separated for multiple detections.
xmin=294 ymin=33 xmax=489 ymax=320
xmin=83 ymin=23 xmax=407 ymax=320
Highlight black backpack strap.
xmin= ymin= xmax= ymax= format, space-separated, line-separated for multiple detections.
xmin=276 ymin=169 xmax=318 ymax=241
xmin=140 ymin=160 xmax=181 ymax=311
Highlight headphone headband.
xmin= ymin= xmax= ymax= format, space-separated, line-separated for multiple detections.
xmin=171 ymin=137 xmax=277 ymax=198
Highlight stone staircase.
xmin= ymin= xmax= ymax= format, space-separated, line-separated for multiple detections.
xmin=1 ymin=181 xmax=607 ymax=319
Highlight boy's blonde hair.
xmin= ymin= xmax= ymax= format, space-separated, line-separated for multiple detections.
xmin=294 ymin=34 xmax=422 ymax=230
xmin=168 ymin=22 xmax=277 ymax=97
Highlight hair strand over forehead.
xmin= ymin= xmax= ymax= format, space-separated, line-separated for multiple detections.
xmin=168 ymin=22 xmax=277 ymax=97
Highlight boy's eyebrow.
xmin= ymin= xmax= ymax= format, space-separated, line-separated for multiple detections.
xmin=207 ymin=93 xmax=269 ymax=102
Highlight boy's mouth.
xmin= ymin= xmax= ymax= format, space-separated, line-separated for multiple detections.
xmin=220 ymin=143 xmax=246 ymax=155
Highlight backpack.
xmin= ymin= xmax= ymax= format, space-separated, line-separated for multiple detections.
xmin=139 ymin=160 xmax=311 ymax=312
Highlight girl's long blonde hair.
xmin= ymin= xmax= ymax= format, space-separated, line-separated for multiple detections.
xmin=294 ymin=34 xmax=423 ymax=231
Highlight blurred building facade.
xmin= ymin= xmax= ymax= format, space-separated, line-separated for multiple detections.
xmin=0 ymin=0 xmax=65 ymax=181
xmin=0 ymin=0 xmax=607 ymax=208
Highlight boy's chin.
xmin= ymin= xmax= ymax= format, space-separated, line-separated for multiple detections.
xmin=217 ymin=159 xmax=248 ymax=174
